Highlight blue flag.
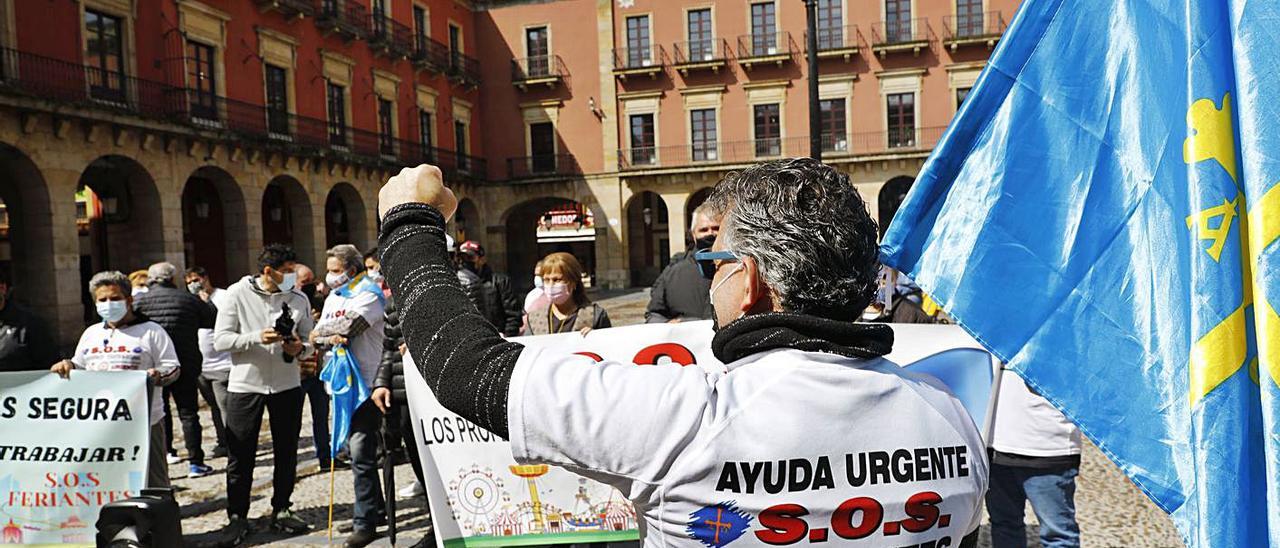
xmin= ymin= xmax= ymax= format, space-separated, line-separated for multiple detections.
xmin=319 ymin=344 xmax=370 ymax=456
xmin=879 ymin=0 xmax=1280 ymax=545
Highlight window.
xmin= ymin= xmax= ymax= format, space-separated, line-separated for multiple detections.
xmin=454 ymin=120 xmax=469 ymax=170
xmin=886 ymin=0 xmax=913 ymax=43
xmin=378 ymin=97 xmax=395 ymax=155
xmin=690 ymin=108 xmax=717 ymax=162
xmin=326 ymin=81 xmax=347 ymax=147
xmin=449 ymin=24 xmax=462 ymax=69
xmin=753 ymin=103 xmax=781 ymax=157
xmin=820 ymin=98 xmax=847 ymax=152
xmin=956 ymin=87 xmax=972 ymax=109
xmin=265 ymin=64 xmax=289 ymax=135
xmin=186 ymin=40 xmax=217 ymax=121
xmin=629 ymin=113 xmax=655 ymax=165
xmin=750 ymin=2 xmax=777 ymax=56
xmin=413 ymin=6 xmax=429 ymax=53
xmin=887 ymin=92 xmax=916 ymax=148
xmin=371 ymin=0 xmax=388 ymax=39
xmin=687 ymin=9 xmax=713 ymax=61
xmin=625 ymin=15 xmax=650 ymax=68
xmin=418 ymin=109 xmax=434 ymax=161
xmin=529 ymin=122 xmax=556 ymax=173
xmin=956 ymin=0 xmax=984 ymax=37
xmin=817 ymin=0 xmax=842 ymax=50
xmin=84 ymin=9 xmax=125 ymax=102
xmin=525 ymin=26 xmax=549 ymax=77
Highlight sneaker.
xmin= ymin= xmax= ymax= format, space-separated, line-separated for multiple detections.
xmin=344 ymin=528 xmax=379 ymax=548
xmin=166 ymin=452 xmax=181 ymax=465
xmin=221 ymin=515 xmax=250 ymax=547
xmin=398 ymin=481 xmax=425 ymax=499
xmin=210 ymin=445 xmax=228 ymax=459
xmin=270 ymin=509 xmax=311 ymax=534
xmin=189 ymin=463 xmax=214 ymax=478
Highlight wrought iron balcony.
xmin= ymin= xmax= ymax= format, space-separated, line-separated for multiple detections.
xmin=446 ymin=51 xmax=481 ymax=87
xmin=942 ymin=11 xmax=1005 ymax=50
xmin=413 ymin=35 xmax=451 ymax=73
xmin=616 ymin=128 xmax=946 ymax=170
xmin=612 ymin=45 xmax=666 ymax=79
xmin=507 ymin=154 xmax=580 ymax=179
xmin=671 ymin=39 xmax=730 ymax=74
xmin=316 ymin=0 xmax=367 ymax=40
xmin=511 ymin=55 xmax=567 ymax=90
xmin=809 ymin=25 xmax=860 ymax=61
xmin=368 ymin=15 xmax=415 ymax=59
xmin=871 ymin=18 xmax=931 ymax=56
xmin=736 ymin=31 xmax=797 ymax=69
xmin=254 ymin=0 xmax=315 ymax=18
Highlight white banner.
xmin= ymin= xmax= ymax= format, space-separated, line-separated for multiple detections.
xmin=0 ymin=371 xmax=150 ymax=545
xmin=405 ymin=321 xmax=993 ymax=548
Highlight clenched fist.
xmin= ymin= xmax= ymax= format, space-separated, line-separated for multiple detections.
xmin=378 ymin=164 xmax=458 ymax=221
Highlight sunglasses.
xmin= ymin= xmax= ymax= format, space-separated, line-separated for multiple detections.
xmin=694 ymin=250 xmax=741 ymax=280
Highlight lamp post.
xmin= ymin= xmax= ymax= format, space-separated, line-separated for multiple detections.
xmin=803 ymin=0 xmax=822 ymax=161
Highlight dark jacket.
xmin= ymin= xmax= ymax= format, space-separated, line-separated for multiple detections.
xmin=133 ymin=282 xmax=216 ymax=379
xmin=374 ymin=296 xmax=408 ymax=404
xmin=0 ymin=300 xmax=59 ymax=372
xmin=457 ymin=266 xmax=522 ymax=337
xmin=645 ymin=252 xmax=713 ymax=323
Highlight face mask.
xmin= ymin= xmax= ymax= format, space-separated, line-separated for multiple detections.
xmin=366 ymin=270 xmax=383 ymax=283
xmin=326 ymin=271 xmax=350 ymax=289
xmin=533 ymin=276 xmax=544 ymax=289
xmin=544 ymin=282 xmax=571 ymax=305
xmin=694 ymin=235 xmax=717 ymax=251
xmin=278 ymin=271 xmax=297 ymax=292
xmin=187 ymin=281 xmax=203 ymax=295
xmin=97 ymin=300 xmax=128 ymax=323
xmin=708 ymin=263 xmax=746 ymax=331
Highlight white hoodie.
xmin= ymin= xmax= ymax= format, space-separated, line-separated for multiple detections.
xmin=213 ymin=275 xmax=314 ymax=394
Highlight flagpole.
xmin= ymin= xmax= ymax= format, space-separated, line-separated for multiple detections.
xmin=328 ymin=458 xmax=336 ymax=542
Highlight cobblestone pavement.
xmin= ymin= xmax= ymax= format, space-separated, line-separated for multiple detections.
xmin=168 ymin=288 xmax=1182 ymax=547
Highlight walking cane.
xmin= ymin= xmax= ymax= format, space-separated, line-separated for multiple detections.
xmin=382 ymin=416 xmax=398 ymax=546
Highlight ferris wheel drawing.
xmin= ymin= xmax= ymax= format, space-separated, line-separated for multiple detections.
xmin=448 ymin=466 xmax=509 ymax=536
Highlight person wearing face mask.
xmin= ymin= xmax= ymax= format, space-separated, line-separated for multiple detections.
xmin=51 ymin=270 xmax=180 ymax=489
xmin=213 ymin=243 xmax=315 ymax=544
xmin=0 ymin=270 xmax=59 ymax=372
xmin=644 ymin=204 xmax=721 ymax=324
xmin=291 ymin=263 xmax=338 ymax=470
xmin=374 ymin=160 xmax=987 ymax=548
xmin=455 ymin=240 xmax=522 ymax=337
xmin=521 ymin=252 xmax=610 ymax=336
xmin=311 ymin=244 xmax=389 ymax=548
xmin=185 ymin=267 xmax=231 ymax=460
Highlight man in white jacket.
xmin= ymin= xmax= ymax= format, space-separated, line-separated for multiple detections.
xmin=213 ymin=244 xmax=314 ymax=544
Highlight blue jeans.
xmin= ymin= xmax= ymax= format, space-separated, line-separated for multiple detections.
xmin=300 ymin=376 xmax=331 ymax=464
xmin=985 ymin=462 xmax=1081 ymax=548
xmin=349 ymin=400 xmax=387 ymax=532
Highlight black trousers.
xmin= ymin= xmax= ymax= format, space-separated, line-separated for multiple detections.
xmin=397 ymin=406 xmax=425 ymax=487
xmin=224 ymin=387 xmax=304 ymax=518
xmin=161 ymin=372 xmax=205 ymax=464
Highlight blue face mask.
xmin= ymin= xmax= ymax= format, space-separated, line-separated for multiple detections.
xmin=96 ymin=300 xmax=128 ymax=323
xmin=533 ymin=276 xmax=544 ymax=289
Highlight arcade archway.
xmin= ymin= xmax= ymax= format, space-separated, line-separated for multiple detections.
xmin=77 ymin=155 xmax=163 ymax=320
xmin=261 ymin=175 xmax=315 ymax=262
xmin=626 ymin=191 xmax=670 ymax=287
xmin=0 ymin=144 xmax=54 ymax=313
xmin=878 ymin=176 xmax=914 ymax=237
xmin=324 ymin=182 xmax=370 ymax=251
xmin=504 ymin=198 xmax=598 ymax=294
xmin=181 ymin=166 xmax=247 ymax=286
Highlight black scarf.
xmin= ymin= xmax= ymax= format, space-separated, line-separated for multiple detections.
xmin=711 ymin=312 xmax=894 ymax=364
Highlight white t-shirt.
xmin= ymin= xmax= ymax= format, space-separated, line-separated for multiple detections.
xmin=508 ymin=347 xmax=989 ymax=547
xmin=316 ymin=276 xmax=386 ymax=388
xmin=198 ymin=288 xmax=234 ymax=374
xmin=990 ymin=369 xmax=1082 ymax=457
xmin=71 ymin=320 xmax=180 ymax=425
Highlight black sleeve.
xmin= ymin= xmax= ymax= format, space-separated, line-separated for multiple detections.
xmin=196 ymin=295 xmax=216 ymax=329
xmin=594 ymin=306 xmax=612 ymax=330
xmin=375 ymin=300 xmax=401 ymax=390
xmin=498 ymin=276 xmax=523 ymax=337
xmin=26 ymin=315 xmax=61 ymax=367
xmin=644 ymin=266 xmax=673 ymax=323
xmin=379 ymin=203 xmax=524 ymax=439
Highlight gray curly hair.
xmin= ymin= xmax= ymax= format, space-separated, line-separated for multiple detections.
xmin=327 ymin=244 xmax=364 ymax=272
xmin=88 ymin=270 xmax=132 ymax=297
xmin=707 ymin=158 xmax=880 ymax=321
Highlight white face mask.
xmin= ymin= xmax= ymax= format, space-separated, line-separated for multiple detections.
xmin=96 ymin=300 xmax=128 ymax=323
xmin=326 ymin=271 xmax=351 ymax=289
xmin=708 ymin=263 xmax=746 ymax=328
xmin=366 ymin=270 xmax=383 ymax=283
xmin=533 ymin=276 xmax=544 ymax=289
xmin=278 ymin=271 xmax=297 ymax=292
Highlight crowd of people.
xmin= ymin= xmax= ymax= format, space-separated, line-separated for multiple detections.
xmin=0 ymin=158 xmax=1085 ymax=548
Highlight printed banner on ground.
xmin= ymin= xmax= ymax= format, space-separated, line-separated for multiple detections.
xmin=405 ymin=321 xmax=993 ymax=547
xmin=0 ymin=370 xmax=150 ymax=545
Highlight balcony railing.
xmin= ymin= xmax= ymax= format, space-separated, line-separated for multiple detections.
xmin=316 ymin=0 xmax=368 ymax=39
xmin=507 ymin=154 xmax=580 ymax=179
xmin=812 ymin=25 xmax=860 ymax=54
xmin=943 ymin=11 xmax=1006 ymax=41
xmin=672 ymin=38 xmax=730 ymax=65
xmin=871 ymin=18 xmax=930 ymax=47
xmin=511 ymin=55 xmax=567 ymax=87
xmin=413 ymin=35 xmax=451 ymax=71
xmin=369 ymin=15 xmax=415 ymax=58
xmin=447 ymin=51 xmax=481 ymax=86
xmin=737 ymin=31 xmax=797 ymax=59
xmin=617 ymin=128 xmax=945 ymax=170
xmin=612 ymin=45 xmax=666 ymax=71
xmin=0 ymin=46 xmax=487 ymax=180
xmin=254 ymin=0 xmax=316 ymax=17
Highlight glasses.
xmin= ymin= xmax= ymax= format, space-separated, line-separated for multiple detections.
xmin=694 ymin=249 xmax=741 ymax=280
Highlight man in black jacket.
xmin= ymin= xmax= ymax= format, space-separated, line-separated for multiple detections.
xmin=0 ymin=272 xmax=59 ymax=372
xmin=456 ymin=241 xmax=522 ymax=336
xmin=134 ymin=262 xmax=217 ymax=477
xmin=645 ymin=204 xmax=720 ymax=323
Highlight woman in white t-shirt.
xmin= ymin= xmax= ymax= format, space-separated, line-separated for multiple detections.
xmin=51 ymin=271 xmax=180 ymax=488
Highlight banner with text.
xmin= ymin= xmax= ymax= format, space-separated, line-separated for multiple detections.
xmin=0 ymin=371 xmax=149 ymax=545
xmin=405 ymin=321 xmax=992 ymax=548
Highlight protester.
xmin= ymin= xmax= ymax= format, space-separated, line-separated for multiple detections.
xmin=186 ymin=267 xmax=230 ymax=459
xmin=311 ymin=244 xmax=388 ymax=548
xmin=128 ymin=270 xmax=150 ymax=296
xmin=213 ymin=244 xmax=314 ymax=543
xmin=51 ymin=270 xmax=180 ymax=488
xmin=134 ymin=262 xmax=216 ymax=478
xmin=986 ymin=370 xmax=1083 ymax=548
xmin=364 ymin=246 xmax=408 ymax=464
xmin=455 ymin=240 xmax=522 ymax=336
xmin=364 ymin=246 xmax=391 ymax=299
xmin=0 ymin=271 xmax=59 ymax=372
xmin=376 ymin=159 xmax=988 ymax=546
xmin=523 ymin=259 xmax=547 ymax=313
xmin=644 ymin=204 xmax=720 ymax=323
xmin=523 ymin=252 xmax=610 ymax=336
xmin=295 ymin=263 xmax=334 ymax=469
